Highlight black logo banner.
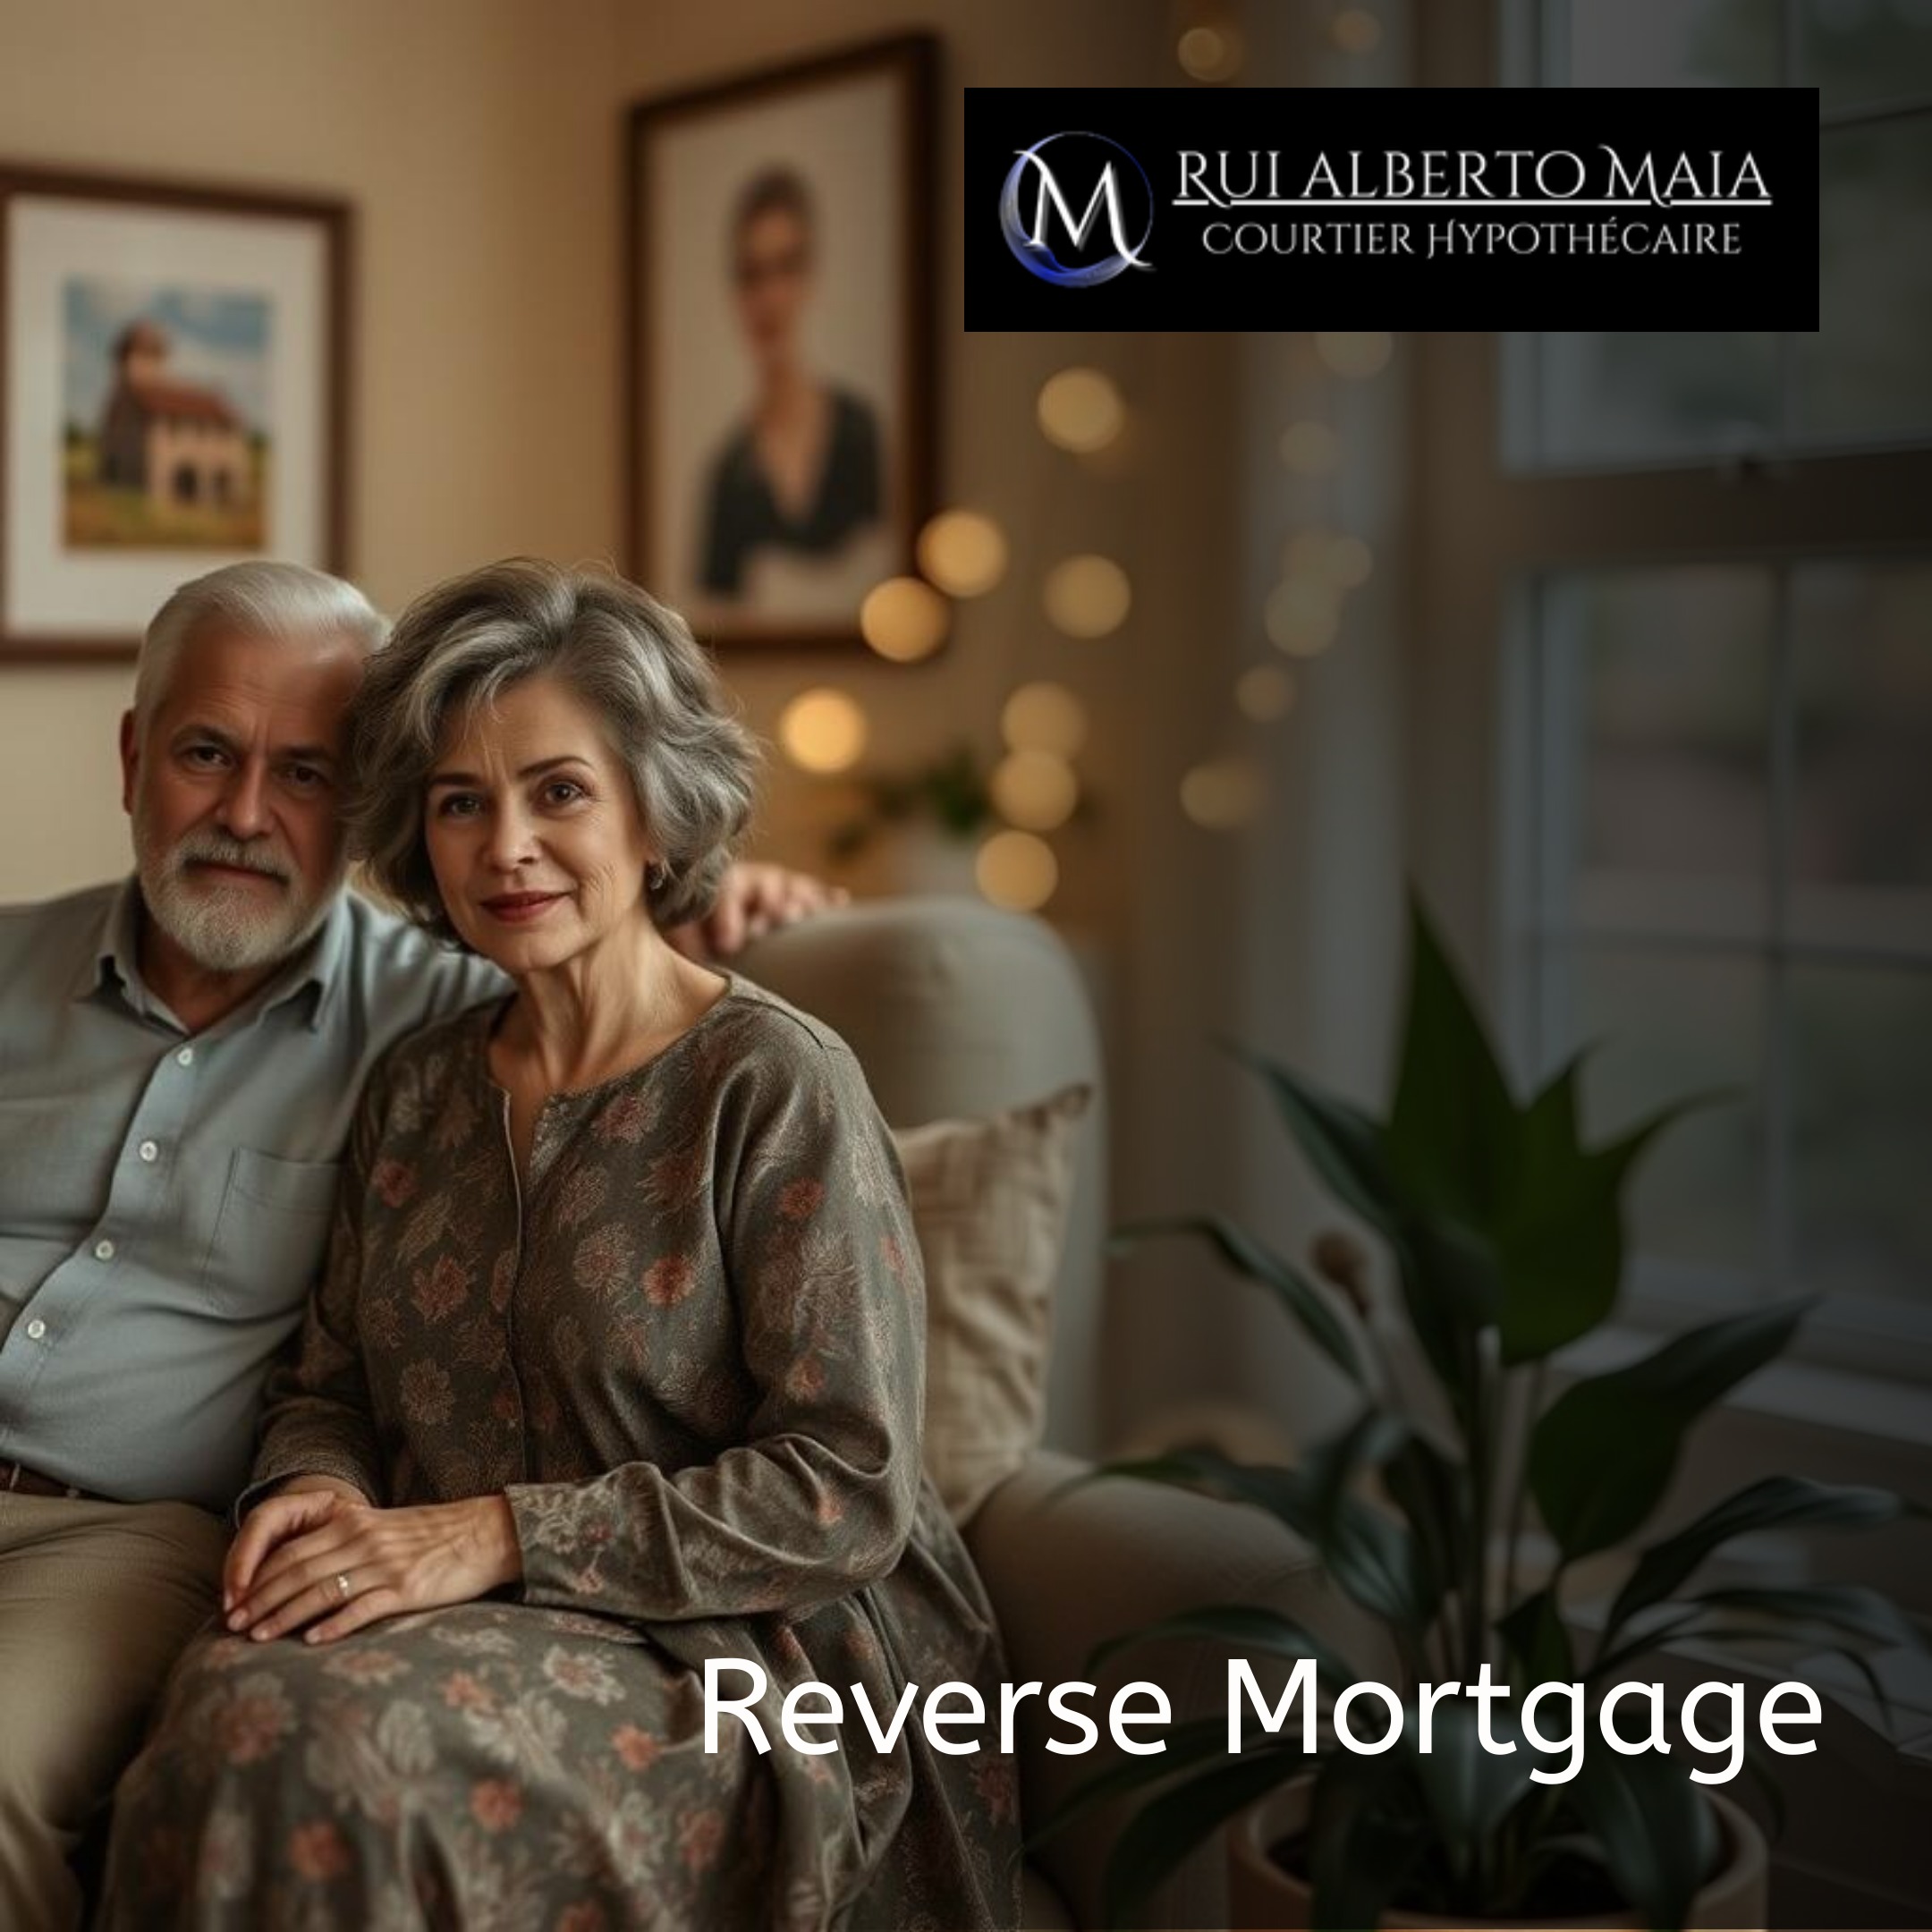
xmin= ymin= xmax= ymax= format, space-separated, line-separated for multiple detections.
xmin=965 ymin=88 xmax=1818 ymax=331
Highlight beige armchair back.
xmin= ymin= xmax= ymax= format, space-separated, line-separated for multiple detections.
xmin=738 ymin=897 xmax=1106 ymax=1457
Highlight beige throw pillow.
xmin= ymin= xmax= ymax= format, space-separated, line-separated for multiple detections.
xmin=892 ymin=1082 xmax=1093 ymax=1524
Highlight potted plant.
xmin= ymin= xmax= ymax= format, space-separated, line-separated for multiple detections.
xmin=826 ymin=741 xmax=995 ymax=895
xmin=1056 ymin=897 xmax=1924 ymax=1929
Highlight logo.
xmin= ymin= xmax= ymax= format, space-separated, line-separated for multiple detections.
xmin=999 ymin=132 xmax=1155 ymax=286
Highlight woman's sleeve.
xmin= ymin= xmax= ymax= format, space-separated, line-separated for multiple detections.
xmin=504 ymin=1032 xmax=926 ymax=1621
xmin=231 ymin=1070 xmax=389 ymax=1524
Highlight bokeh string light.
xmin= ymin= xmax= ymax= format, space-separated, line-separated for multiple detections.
xmin=1314 ymin=330 xmax=1394 ymax=378
xmin=1331 ymin=6 xmax=1384 ymax=55
xmin=1236 ymin=665 xmax=1296 ymax=722
xmin=1193 ymin=330 xmax=1394 ymax=833
xmin=990 ymin=749 xmax=1080 ymax=833
xmin=916 ymin=509 xmax=1009 ymax=598
xmin=859 ymin=576 xmax=950 ymax=663
xmin=778 ymin=689 xmax=868 ymax=774
xmin=976 ymin=829 xmax=1059 ymax=911
xmin=1001 ymin=681 xmax=1090 ymax=759
xmin=1180 ymin=756 xmax=1266 ymax=830
xmin=1043 ymin=555 xmax=1132 ymax=640
xmin=1037 ymin=368 xmax=1127 ymax=454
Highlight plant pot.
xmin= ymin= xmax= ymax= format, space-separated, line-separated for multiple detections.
xmin=1226 ymin=1780 xmax=1767 ymax=1931
xmin=877 ymin=822 xmax=983 ymax=899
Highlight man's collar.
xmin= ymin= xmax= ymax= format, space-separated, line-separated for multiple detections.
xmin=72 ymin=874 xmax=146 ymax=1008
xmin=73 ymin=874 xmax=352 ymax=1034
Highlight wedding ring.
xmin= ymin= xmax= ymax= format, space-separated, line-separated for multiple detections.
xmin=335 ymin=1572 xmax=352 ymax=1600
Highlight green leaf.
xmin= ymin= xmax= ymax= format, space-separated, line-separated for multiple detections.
xmin=1400 ymin=1212 xmax=1504 ymax=1343
xmin=1386 ymin=893 xmax=1519 ymax=1226
xmin=1496 ymin=1585 xmax=1576 ymax=1692
xmin=1569 ymin=1749 xmax=1719 ymax=1930
xmin=1297 ymin=1408 xmax=1411 ymax=1534
xmin=1408 ymin=1702 xmax=1535 ymax=1878
xmin=1607 ymin=1479 xmax=1922 ymax=1642
xmin=1100 ymin=1744 xmax=1309 ymax=1929
xmin=1087 ymin=1603 xmax=1353 ymax=1689
xmin=1529 ymin=1301 xmax=1811 ymax=1562
xmin=1091 ymin=1445 xmax=1433 ymax=1631
xmin=1224 ymin=1041 xmax=1406 ymax=1237
xmin=1112 ymin=1215 xmax=1365 ymax=1385
xmin=1308 ymin=1750 xmax=1432 ymax=1931
xmin=1377 ymin=1430 xmax=1463 ymax=1627
xmin=1685 ymin=1583 xmax=1921 ymax=1653
xmin=1026 ymin=1716 xmax=1238 ymax=1854
xmin=1492 ymin=1079 xmax=1704 ymax=1366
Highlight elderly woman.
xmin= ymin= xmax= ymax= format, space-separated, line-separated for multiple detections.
xmin=101 ymin=562 xmax=1021 ymax=1930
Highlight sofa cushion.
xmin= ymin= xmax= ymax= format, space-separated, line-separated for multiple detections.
xmin=894 ymin=1084 xmax=1092 ymax=1523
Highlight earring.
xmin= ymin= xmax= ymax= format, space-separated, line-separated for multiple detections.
xmin=647 ymin=860 xmax=668 ymax=892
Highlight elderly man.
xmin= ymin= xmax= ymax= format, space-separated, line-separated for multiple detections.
xmin=0 ymin=559 xmax=838 ymax=1929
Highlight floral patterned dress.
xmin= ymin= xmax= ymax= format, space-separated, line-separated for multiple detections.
xmin=101 ymin=978 xmax=1022 ymax=1932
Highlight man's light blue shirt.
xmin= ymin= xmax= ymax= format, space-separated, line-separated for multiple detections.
xmin=0 ymin=877 xmax=503 ymax=1512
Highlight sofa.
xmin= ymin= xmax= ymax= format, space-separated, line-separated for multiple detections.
xmin=740 ymin=897 xmax=1342 ymax=1932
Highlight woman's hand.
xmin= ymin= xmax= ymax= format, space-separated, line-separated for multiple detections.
xmin=224 ymin=1492 xmax=523 ymax=1645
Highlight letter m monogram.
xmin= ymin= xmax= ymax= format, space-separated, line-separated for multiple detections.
xmin=1022 ymin=155 xmax=1148 ymax=267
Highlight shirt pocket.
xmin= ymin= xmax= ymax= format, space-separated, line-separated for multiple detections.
xmin=201 ymin=1148 xmax=341 ymax=1318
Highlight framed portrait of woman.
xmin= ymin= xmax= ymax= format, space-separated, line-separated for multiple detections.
xmin=627 ymin=34 xmax=936 ymax=650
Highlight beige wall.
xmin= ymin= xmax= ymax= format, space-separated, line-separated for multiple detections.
xmin=0 ymin=0 xmax=1258 ymax=1445
xmin=0 ymin=0 xmax=622 ymax=897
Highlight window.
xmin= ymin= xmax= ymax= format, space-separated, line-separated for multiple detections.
xmin=1518 ymin=561 xmax=1932 ymax=1369
xmin=1504 ymin=0 xmax=1932 ymax=466
xmin=1464 ymin=1 xmax=1932 ymax=1380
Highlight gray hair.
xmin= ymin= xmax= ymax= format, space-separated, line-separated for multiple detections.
xmin=346 ymin=558 xmax=759 ymax=940
xmin=134 ymin=561 xmax=386 ymax=734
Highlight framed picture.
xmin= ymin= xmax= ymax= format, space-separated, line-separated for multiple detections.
xmin=628 ymin=33 xmax=936 ymax=650
xmin=0 ymin=163 xmax=348 ymax=660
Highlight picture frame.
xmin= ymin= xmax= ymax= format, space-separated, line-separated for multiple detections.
xmin=0 ymin=162 xmax=349 ymax=661
xmin=627 ymin=33 xmax=937 ymax=651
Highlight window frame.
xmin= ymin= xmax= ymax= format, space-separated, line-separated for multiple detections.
xmin=1405 ymin=2 xmax=1932 ymax=1392
xmin=1500 ymin=555 xmax=1932 ymax=1383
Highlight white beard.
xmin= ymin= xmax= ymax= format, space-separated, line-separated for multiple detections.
xmin=133 ymin=804 xmax=342 ymax=974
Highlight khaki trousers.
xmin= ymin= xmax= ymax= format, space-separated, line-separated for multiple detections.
xmin=0 ymin=1491 xmax=228 ymax=1932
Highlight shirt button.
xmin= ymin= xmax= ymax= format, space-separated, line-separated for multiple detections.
xmin=139 ymin=1140 xmax=159 ymax=1163
xmin=94 ymin=1239 xmax=115 ymax=1262
xmin=25 ymin=1318 xmax=47 ymax=1341
xmin=176 ymin=1046 xmax=195 ymax=1066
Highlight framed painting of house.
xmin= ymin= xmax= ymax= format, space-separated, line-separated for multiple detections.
xmin=0 ymin=165 xmax=348 ymax=659
xmin=627 ymin=34 xmax=937 ymax=650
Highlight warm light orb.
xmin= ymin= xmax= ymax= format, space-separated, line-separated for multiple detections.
xmin=1037 ymin=368 xmax=1126 ymax=453
xmin=1181 ymin=757 xmax=1266 ymax=830
xmin=1282 ymin=528 xmax=1334 ymax=579
xmin=917 ymin=510 xmax=1009 ymax=598
xmin=991 ymin=750 xmax=1080 ymax=832
xmin=1001 ymin=682 xmax=1089 ymax=759
xmin=1177 ymin=22 xmax=1244 ymax=80
xmin=1332 ymin=6 xmax=1384 ymax=54
xmin=1315 ymin=330 xmax=1394 ymax=378
xmin=777 ymin=688 xmax=868 ymax=774
xmin=1278 ymin=420 xmax=1341 ymax=475
xmin=1044 ymin=555 xmax=1132 ymax=639
xmin=1266 ymin=579 xmax=1342 ymax=657
xmin=976 ymin=829 xmax=1059 ymax=911
xmin=1326 ymin=534 xmax=1374 ymax=588
xmin=1236 ymin=665 xmax=1297 ymax=722
xmin=860 ymin=577 xmax=950 ymax=663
